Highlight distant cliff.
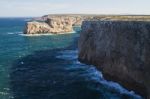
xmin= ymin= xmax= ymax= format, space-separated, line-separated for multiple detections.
xmin=32 ymin=14 xmax=94 ymax=26
xmin=40 ymin=15 xmax=84 ymax=26
xmin=78 ymin=20 xmax=150 ymax=98
xmin=24 ymin=15 xmax=150 ymax=34
xmin=24 ymin=16 xmax=74 ymax=34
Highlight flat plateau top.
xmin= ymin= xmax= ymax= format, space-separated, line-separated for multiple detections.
xmin=85 ymin=15 xmax=150 ymax=21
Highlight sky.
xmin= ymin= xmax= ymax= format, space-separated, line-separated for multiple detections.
xmin=0 ymin=0 xmax=150 ymax=17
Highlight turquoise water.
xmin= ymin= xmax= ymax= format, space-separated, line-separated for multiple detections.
xmin=0 ymin=18 xmax=142 ymax=99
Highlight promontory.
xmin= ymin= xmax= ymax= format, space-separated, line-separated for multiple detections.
xmin=24 ymin=15 xmax=93 ymax=34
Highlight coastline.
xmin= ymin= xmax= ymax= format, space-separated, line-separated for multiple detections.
xmin=20 ymin=31 xmax=76 ymax=36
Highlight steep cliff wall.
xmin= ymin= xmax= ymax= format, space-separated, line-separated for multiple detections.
xmin=78 ymin=20 xmax=150 ymax=98
xmin=24 ymin=22 xmax=51 ymax=34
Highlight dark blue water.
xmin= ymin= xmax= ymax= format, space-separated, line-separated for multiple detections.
xmin=0 ymin=18 xmax=142 ymax=99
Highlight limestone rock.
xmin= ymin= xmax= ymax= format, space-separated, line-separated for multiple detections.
xmin=24 ymin=14 xmax=106 ymax=34
xmin=24 ymin=17 xmax=74 ymax=34
xmin=24 ymin=22 xmax=51 ymax=34
xmin=45 ymin=17 xmax=73 ymax=33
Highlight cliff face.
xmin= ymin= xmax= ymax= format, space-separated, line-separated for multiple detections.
xmin=32 ymin=15 xmax=92 ymax=26
xmin=24 ymin=22 xmax=51 ymax=34
xmin=24 ymin=16 xmax=74 ymax=34
xmin=44 ymin=15 xmax=84 ymax=26
xmin=26 ymin=15 xmax=150 ymax=34
xmin=78 ymin=20 xmax=150 ymax=98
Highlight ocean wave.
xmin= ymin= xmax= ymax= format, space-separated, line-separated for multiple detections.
xmin=19 ymin=33 xmax=53 ymax=36
xmin=56 ymin=50 xmax=78 ymax=60
xmin=84 ymin=65 xmax=142 ymax=99
xmin=0 ymin=91 xmax=9 ymax=95
xmin=56 ymin=49 xmax=142 ymax=99
xmin=99 ymin=80 xmax=142 ymax=98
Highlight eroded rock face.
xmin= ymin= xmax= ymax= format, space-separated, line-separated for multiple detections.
xmin=45 ymin=16 xmax=84 ymax=26
xmin=24 ymin=22 xmax=51 ymax=34
xmin=32 ymin=14 xmax=98 ymax=27
xmin=24 ymin=17 xmax=74 ymax=34
xmin=78 ymin=20 xmax=150 ymax=98
xmin=45 ymin=17 xmax=73 ymax=33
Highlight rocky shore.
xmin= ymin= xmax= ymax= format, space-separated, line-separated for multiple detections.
xmin=78 ymin=19 xmax=150 ymax=98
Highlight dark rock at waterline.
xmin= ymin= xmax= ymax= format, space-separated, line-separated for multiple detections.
xmin=78 ymin=20 xmax=150 ymax=98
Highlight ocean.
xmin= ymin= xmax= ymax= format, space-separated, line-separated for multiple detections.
xmin=0 ymin=18 xmax=142 ymax=99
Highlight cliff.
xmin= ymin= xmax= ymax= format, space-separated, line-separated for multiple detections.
xmin=32 ymin=14 xmax=94 ymax=26
xmin=24 ymin=22 xmax=51 ymax=34
xmin=78 ymin=20 xmax=150 ymax=98
xmin=42 ymin=15 xmax=84 ymax=26
xmin=25 ymin=15 xmax=150 ymax=34
xmin=24 ymin=16 xmax=74 ymax=34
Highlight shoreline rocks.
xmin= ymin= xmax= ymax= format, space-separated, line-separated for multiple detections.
xmin=78 ymin=20 xmax=150 ymax=98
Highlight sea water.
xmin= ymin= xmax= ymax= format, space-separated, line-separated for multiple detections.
xmin=0 ymin=18 xmax=142 ymax=99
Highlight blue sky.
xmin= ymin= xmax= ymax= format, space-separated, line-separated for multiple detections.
xmin=0 ymin=0 xmax=150 ymax=17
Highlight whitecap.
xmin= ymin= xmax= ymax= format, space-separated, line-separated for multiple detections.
xmin=73 ymin=60 xmax=142 ymax=98
xmin=85 ymin=66 xmax=142 ymax=99
xmin=0 ymin=91 xmax=9 ymax=95
xmin=19 ymin=33 xmax=53 ymax=36
xmin=56 ymin=49 xmax=142 ymax=98
xmin=56 ymin=50 xmax=78 ymax=60
xmin=99 ymin=80 xmax=142 ymax=99
xmin=20 ymin=61 xmax=24 ymax=64
xmin=7 ymin=32 xmax=14 ymax=34
xmin=7 ymin=31 xmax=23 ymax=35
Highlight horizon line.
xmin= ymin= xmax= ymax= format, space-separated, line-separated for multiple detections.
xmin=0 ymin=13 xmax=150 ymax=18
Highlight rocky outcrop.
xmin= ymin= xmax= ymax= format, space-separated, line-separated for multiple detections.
xmin=24 ymin=17 xmax=74 ymax=34
xmin=78 ymin=20 xmax=150 ymax=98
xmin=24 ymin=22 xmax=51 ymax=34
